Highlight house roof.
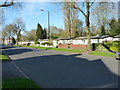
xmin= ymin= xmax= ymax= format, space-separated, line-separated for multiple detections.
xmin=113 ymin=35 xmax=120 ymax=38
xmin=75 ymin=37 xmax=87 ymax=40
xmin=57 ymin=37 xmax=75 ymax=40
xmin=57 ymin=35 xmax=118 ymax=40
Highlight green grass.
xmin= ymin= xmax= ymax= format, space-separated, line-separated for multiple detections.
xmin=2 ymin=78 xmax=41 ymax=88
xmin=0 ymin=54 xmax=10 ymax=61
xmin=16 ymin=45 xmax=116 ymax=57
xmin=21 ymin=45 xmax=85 ymax=53
xmin=89 ymin=51 xmax=115 ymax=57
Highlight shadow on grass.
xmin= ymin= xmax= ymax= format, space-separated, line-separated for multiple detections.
xmin=3 ymin=53 xmax=119 ymax=88
xmin=2 ymin=78 xmax=41 ymax=88
xmin=102 ymin=43 xmax=116 ymax=53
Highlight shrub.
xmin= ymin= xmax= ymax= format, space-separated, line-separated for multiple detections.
xmin=110 ymin=41 xmax=120 ymax=52
xmin=104 ymin=43 xmax=112 ymax=48
xmin=27 ymin=43 xmax=31 ymax=46
xmin=36 ymin=42 xmax=40 ymax=44
xmin=94 ymin=41 xmax=120 ymax=52
xmin=68 ymin=44 xmax=71 ymax=48
xmin=94 ymin=43 xmax=101 ymax=50
xmin=42 ymin=42 xmax=50 ymax=45
xmin=112 ymin=41 xmax=120 ymax=44
xmin=102 ymin=40 xmax=112 ymax=44
xmin=12 ymin=37 xmax=16 ymax=45
xmin=41 ymin=42 xmax=53 ymax=46
xmin=34 ymin=38 xmax=39 ymax=44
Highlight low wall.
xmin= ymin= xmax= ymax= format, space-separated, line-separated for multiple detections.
xmin=70 ymin=44 xmax=87 ymax=49
xmin=58 ymin=44 xmax=69 ymax=48
xmin=58 ymin=44 xmax=87 ymax=49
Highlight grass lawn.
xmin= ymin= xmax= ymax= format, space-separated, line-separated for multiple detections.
xmin=16 ymin=45 xmax=116 ymax=57
xmin=21 ymin=45 xmax=86 ymax=53
xmin=0 ymin=53 xmax=10 ymax=61
xmin=2 ymin=78 xmax=41 ymax=88
xmin=89 ymin=51 xmax=115 ymax=57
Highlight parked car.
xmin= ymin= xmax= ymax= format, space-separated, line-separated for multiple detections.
xmin=0 ymin=44 xmax=6 ymax=49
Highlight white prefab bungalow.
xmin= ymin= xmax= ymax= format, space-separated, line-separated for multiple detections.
xmin=17 ymin=35 xmax=120 ymax=48
xmin=56 ymin=35 xmax=120 ymax=45
xmin=113 ymin=35 xmax=120 ymax=41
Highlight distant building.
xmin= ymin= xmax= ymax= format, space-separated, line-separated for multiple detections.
xmin=4 ymin=38 xmax=12 ymax=44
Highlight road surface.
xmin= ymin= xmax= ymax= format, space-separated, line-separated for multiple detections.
xmin=2 ymin=47 xmax=120 ymax=88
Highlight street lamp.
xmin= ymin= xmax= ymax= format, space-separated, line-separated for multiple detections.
xmin=40 ymin=9 xmax=50 ymax=40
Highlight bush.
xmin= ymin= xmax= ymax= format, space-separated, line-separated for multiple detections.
xmin=41 ymin=42 xmax=53 ymax=46
xmin=27 ymin=43 xmax=31 ymax=46
xmin=34 ymin=38 xmax=39 ymax=44
xmin=36 ymin=42 xmax=40 ymax=44
xmin=110 ymin=41 xmax=120 ymax=52
xmin=68 ymin=44 xmax=71 ymax=48
xmin=12 ymin=37 xmax=16 ymax=45
xmin=112 ymin=41 xmax=120 ymax=44
xmin=94 ymin=43 xmax=101 ymax=50
xmin=94 ymin=41 xmax=120 ymax=52
xmin=102 ymin=40 xmax=112 ymax=44
xmin=42 ymin=42 xmax=51 ymax=45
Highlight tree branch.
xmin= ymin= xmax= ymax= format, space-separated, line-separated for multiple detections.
xmin=89 ymin=0 xmax=96 ymax=7
xmin=73 ymin=5 xmax=86 ymax=17
xmin=0 ymin=0 xmax=14 ymax=7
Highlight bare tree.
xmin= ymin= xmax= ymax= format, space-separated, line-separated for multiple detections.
xmin=3 ymin=24 xmax=16 ymax=43
xmin=27 ymin=29 xmax=36 ymax=41
xmin=0 ymin=0 xmax=23 ymax=8
xmin=73 ymin=0 xmax=96 ymax=51
xmin=0 ymin=0 xmax=14 ymax=7
xmin=0 ymin=0 xmax=23 ymax=43
xmin=91 ymin=2 xmax=116 ymax=35
xmin=63 ymin=2 xmax=79 ymax=38
xmin=63 ymin=2 xmax=71 ymax=37
xmin=13 ymin=18 xmax=25 ymax=45
xmin=0 ymin=9 xmax=4 ymax=25
xmin=76 ymin=19 xmax=84 ymax=36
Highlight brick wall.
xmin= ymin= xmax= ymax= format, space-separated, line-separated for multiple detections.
xmin=58 ymin=44 xmax=69 ymax=48
xmin=70 ymin=44 xmax=87 ymax=49
xmin=58 ymin=44 xmax=87 ymax=49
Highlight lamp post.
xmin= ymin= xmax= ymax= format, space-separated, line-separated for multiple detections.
xmin=41 ymin=9 xmax=50 ymax=40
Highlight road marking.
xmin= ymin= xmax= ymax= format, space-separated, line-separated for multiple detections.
xmin=10 ymin=61 xmax=30 ymax=79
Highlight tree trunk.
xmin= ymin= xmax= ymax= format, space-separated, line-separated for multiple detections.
xmin=8 ymin=36 xmax=10 ymax=43
xmin=16 ymin=34 xmax=19 ymax=45
xmin=86 ymin=2 xmax=92 ymax=51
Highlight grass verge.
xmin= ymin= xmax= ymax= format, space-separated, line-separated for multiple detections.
xmin=0 ymin=52 xmax=10 ymax=61
xmin=20 ymin=45 xmax=86 ymax=53
xmin=16 ymin=45 xmax=116 ymax=57
xmin=89 ymin=51 xmax=115 ymax=57
xmin=2 ymin=78 xmax=41 ymax=88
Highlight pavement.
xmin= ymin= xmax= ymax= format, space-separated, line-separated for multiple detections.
xmin=2 ymin=46 xmax=120 ymax=88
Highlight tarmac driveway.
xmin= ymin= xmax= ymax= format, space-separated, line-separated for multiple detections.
xmin=2 ymin=47 xmax=120 ymax=88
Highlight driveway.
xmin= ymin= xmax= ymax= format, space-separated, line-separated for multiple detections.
xmin=2 ymin=47 xmax=120 ymax=88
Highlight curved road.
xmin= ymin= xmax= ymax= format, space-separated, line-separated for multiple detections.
xmin=2 ymin=47 xmax=119 ymax=88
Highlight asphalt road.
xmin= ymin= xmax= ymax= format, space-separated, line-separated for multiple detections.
xmin=2 ymin=47 xmax=120 ymax=88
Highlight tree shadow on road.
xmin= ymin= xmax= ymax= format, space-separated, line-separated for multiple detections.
xmin=2 ymin=47 xmax=46 ymax=55
xmin=4 ymin=53 xmax=119 ymax=88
